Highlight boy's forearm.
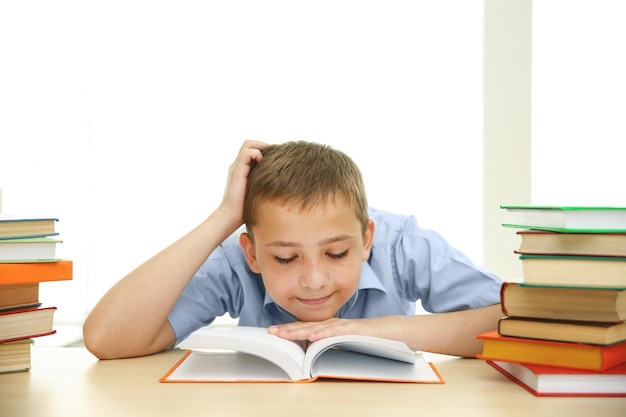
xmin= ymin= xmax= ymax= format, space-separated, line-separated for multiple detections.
xmin=271 ymin=304 xmax=504 ymax=358
xmin=390 ymin=304 xmax=503 ymax=357
xmin=83 ymin=209 xmax=241 ymax=359
xmin=83 ymin=140 xmax=265 ymax=360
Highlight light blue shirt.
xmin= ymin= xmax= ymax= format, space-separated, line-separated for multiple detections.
xmin=168 ymin=208 xmax=503 ymax=344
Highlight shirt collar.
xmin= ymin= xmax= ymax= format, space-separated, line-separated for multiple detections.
xmin=262 ymin=261 xmax=387 ymax=321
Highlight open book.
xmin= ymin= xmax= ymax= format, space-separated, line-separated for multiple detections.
xmin=160 ymin=326 xmax=444 ymax=383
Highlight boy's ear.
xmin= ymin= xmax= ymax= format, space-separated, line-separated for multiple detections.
xmin=361 ymin=218 xmax=375 ymax=261
xmin=239 ymin=232 xmax=261 ymax=273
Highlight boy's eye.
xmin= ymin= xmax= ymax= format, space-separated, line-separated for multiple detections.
xmin=327 ymin=250 xmax=348 ymax=259
xmin=275 ymin=256 xmax=297 ymax=264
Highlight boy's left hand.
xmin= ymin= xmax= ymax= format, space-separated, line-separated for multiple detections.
xmin=268 ymin=318 xmax=375 ymax=342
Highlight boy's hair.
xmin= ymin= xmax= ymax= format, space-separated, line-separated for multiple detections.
xmin=243 ymin=141 xmax=369 ymax=235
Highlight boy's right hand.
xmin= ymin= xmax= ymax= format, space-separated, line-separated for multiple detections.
xmin=218 ymin=140 xmax=268 ymax=227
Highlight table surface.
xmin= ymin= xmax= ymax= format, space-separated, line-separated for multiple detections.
xmin=1 ymin=347 xmax=625 ymax=417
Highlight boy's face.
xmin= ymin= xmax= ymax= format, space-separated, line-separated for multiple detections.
xmin=240 ymin=199 xmax=374 ymax=323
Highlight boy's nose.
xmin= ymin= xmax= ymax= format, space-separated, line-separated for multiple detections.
xmin=299 ymin=259 xmax=329 ymax=289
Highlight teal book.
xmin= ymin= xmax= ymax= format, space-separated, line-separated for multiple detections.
xmin=0 ymin=215 xmax=59 ymax=240
xmin=500 ymin=205 xmax=626 ymax=233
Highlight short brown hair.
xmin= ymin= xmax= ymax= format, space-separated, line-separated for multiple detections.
xmin=243 ymin=141 xmax=369 ymax=234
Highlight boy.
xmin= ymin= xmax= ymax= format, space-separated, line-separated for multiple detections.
xmin=83 ymin=140 xmax=503 ymax=360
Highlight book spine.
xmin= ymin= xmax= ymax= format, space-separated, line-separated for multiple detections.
xmin=499 ymin=282 xmax=510 ymax=316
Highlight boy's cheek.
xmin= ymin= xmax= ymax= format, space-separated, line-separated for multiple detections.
xmin=259 ymin=271 xmax=290 ymax=297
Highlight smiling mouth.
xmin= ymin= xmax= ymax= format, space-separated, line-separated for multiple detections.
xmin=297 ymin=294 xmax=333 ymax=305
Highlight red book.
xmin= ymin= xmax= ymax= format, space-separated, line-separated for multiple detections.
xmin=0 ymin=306 xmax=56 ymax=343
xmin=477 ymin=330 xmax=626 ymax=371
xmin=487 ymin=360 xmax=626 ymax=397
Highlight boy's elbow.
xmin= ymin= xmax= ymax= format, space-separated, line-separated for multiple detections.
xmin=82 ymin=316 xmax=135 ymax=360
xmin=82 ymin=318 xmax=115 ymax=360
xmin=82 ymin=316 xmax=174 ymax=360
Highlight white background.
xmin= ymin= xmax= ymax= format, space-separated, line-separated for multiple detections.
xmin=1 ymin=1 xmax=625 ymax=338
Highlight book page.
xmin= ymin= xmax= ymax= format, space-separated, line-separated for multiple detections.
xmin=163 ymin=351 xmax=297 ymax=382
xmin=176 ymin=326 xmax=307 ymax=380
xmin=303 ymin=334 xmax=417 ymax=375
xmin=310 ymin=349 xmax=443 ymax=383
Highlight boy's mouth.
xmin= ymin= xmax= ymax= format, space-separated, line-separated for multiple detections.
xmin=297 ymin=294 xmax=333 ymax=306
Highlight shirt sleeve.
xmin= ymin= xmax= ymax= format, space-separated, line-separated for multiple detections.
xmin=380 ymin=211 xmax=503 ymax=313
xmin=167 ymin=243 xmax=246 ymax=344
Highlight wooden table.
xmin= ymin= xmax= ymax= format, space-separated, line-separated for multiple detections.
xmin=1 ymin=347 xmax=625 ymax=417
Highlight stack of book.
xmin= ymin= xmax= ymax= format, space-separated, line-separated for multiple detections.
xmin=477 ymin=205 xmax=626 ymax=396
xmin=0 ymin=215 xmax=73 ymax=374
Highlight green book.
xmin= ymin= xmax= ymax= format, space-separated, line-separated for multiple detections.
xmin=500 ymin=205 xmax=626 ymax=233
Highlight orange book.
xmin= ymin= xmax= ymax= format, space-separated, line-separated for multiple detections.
xmin=477 ymin=330 xmax=626 ymax=371
xmin=0 ymin=260 xmax=73 ymax=285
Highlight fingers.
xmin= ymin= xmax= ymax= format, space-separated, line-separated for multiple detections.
xmin=238 ymin=140 xmax=269 ymax=161
xmin=225 ymin=140 xmax=268 ymax=193
xmin=229 ymin=140 xmax=268 ymax=176
xmin=268 ymin=319 xmax=357 ymax=342
xmin=214 ymin=139 xmax=270 ymax=231
xmin=240 ymin=140 xmax=269 ymax=159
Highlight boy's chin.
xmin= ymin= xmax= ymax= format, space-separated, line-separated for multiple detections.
xmin=290 ymin=308 xmax=339 ymax=323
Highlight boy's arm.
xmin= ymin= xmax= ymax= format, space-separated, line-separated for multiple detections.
xmin=268 ymin=304 xmax=503 ymax=358
xmin=82 ymin=140 xmax=267 ymax=359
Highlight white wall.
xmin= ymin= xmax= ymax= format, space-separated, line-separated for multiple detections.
xmin=484 ymin=0 xmax=626 ymax=282
xmin=532 ymin=0 xmax=626 ymax=206
xmin=0 ymin=1 xmax=485 ymax=326
xmin=483 ymin=0 xmax=531 ymax=282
